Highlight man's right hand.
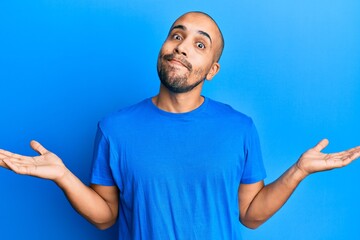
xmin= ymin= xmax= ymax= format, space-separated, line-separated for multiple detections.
xmin=0 ymin=140 xmax=68 ymax=182
xmin=1 ymin=140 xmax=119 ymax=229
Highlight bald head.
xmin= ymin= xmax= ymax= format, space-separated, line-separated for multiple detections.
xmin=169 ymin=11 xmax=225 ymax=62
xmin=157 ymin=11 xmax=223 ymax=93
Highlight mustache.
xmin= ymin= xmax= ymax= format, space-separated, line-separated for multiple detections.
xmin=163 ymin=54 xmax=192 ymax=71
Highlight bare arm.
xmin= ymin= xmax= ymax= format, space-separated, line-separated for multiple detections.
xmin=238 ymin=139 xmax=360 ymax=229
xmin=0 ymin=140 xmax=118 ymax=229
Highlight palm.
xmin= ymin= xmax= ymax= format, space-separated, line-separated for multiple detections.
xmin=297 ymin=139 xmax=360 ymax=176
xmin=0 ymin=141 xmax=66 ymax=181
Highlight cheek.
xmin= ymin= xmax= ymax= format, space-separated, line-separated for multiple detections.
xmin=191 ymin=59 xmax=212 ymax=75
xmin=191 ymin=68 xmax=207 ymax=78
xmin=157 ymin=47 xmax=167 ymax=69
xmin=160 ymin=42 xmax=174 ymax=54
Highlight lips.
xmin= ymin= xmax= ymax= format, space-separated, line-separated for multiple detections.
xmin=163 ymin=54 xmax=192 ymax=71
xmin=169 ymin=59 xmax=188 ymax=69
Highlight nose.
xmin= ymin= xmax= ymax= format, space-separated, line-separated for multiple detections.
xmin=174 ymin=41 xmax=188 ymax=57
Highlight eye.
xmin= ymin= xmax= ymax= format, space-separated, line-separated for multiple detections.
xmin=196 ymin=42 xmax=205 ymax=49
xmin=172 ymin=34 xmax=182 ymax=41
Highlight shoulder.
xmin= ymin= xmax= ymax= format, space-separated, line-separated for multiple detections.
xmin=98 ymin=98 xmax=152 ymax=132
xmin=206 ymin=97 xmax=254 ymax=126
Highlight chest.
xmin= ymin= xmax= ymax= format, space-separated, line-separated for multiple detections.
xmin=111 ymin=119 xmax=246 ymax=187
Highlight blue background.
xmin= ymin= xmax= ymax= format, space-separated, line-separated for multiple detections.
xmin=1 ymin=1 xmax=359 ymax=239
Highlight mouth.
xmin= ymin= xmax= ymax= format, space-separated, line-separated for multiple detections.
xmin=168 ymin=59 xmax=188 ymax=69
xmin=163 ymin=54 xmax=191 ymax=71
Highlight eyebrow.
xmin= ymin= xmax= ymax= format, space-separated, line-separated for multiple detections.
xmin=170 ymin=25 xmax=212 ymax=44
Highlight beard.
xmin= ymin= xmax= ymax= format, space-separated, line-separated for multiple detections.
xmin=157 ymin=53 xmax=207 ymax=93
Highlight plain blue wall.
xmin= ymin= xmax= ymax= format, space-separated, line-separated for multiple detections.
xmin=1 ymin=1 xmax=359 ymax=239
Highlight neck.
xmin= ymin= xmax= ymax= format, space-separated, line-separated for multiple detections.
xmin=152 ymin=84 xmax=204 ymax=113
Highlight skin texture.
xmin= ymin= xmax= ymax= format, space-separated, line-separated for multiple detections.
xmin=153 ymin=12 xmax=221 ymax=113
xmin=157 ymin=12 xmax=222 ymax=94
xmin=238 ymin=139 xmax=360 ymax=228
xmin=1 ymin=11 xmax=360 ymax=230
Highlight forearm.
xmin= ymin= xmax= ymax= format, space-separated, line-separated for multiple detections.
xmin=241 ymin=164 xmax=307 ymax=229
xmin=55 ymin=169 xmax=117 ymax=229
xmin=240 ymin=140 xmax=360 ymax=229
xmin=0 ymin=141 xmax=118 ymax=229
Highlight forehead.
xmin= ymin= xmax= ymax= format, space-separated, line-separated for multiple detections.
xmin=170 ymin=13 xmax=220 ymax=40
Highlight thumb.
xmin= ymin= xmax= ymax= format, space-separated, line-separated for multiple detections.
xmin=313 ymin=139 xmax=329 ymax=152
xmin=30 ymin=140 xmax=49 ymax=155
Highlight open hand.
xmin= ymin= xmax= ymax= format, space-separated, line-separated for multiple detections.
xmin=0 ymin=140 xmax=68 ymax=181
xmin=296 ymin=139 xmax=360 ymax=177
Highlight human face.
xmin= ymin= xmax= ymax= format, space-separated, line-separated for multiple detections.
xmin=157 ymin=12 xmax=221 ymax=94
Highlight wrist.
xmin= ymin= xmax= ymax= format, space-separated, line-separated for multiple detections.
xmin=293 ymin=162 xmax=310 ymax=181
xmin=54 ymin=167 xmax=72 ymax=188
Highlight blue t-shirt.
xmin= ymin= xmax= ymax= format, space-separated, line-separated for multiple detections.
xmin=91 ymin=97 xmax=266 ymax=239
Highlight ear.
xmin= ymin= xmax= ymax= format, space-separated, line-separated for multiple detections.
xmin=205 ymin=62 xmax=220 ymax=81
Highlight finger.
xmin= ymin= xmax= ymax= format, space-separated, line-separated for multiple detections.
xmin=2 ymin=158 xmax=29 ymax=175
xmin=0 ymin=149 xmax=14 ymax=158
xmin=1 ymin=159 xmax=17 ymax=172
xmin=0 ymin=150 xmax=6 ymax=159
xmin=30 ymin=140 xmax=49 ymax=155
xmin=0 ymin=149 xmax=27 ymax=160
xmin=1 ymin=156 xmax=34 ymax=164
xmin=0 ymin=158 xmax=9 ymax=169
xmin=342 ymin=146 xmax=360 ymax=163
xmin=325 ymin=146 xmax=360 ymax=160
xmin=313 ymin=139 xmax=329 ymax=152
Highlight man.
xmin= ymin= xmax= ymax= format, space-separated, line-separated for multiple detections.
xmin=0 ymin=11 xmax=359 ymax=239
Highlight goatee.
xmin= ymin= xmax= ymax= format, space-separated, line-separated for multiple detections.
xmin=157 ymin=53 xmax=206 ymax=93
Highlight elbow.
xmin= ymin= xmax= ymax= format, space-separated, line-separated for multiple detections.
xmin=94 ymin=221 xmax=115 ymax=230
xmin=242 ymin=221 xmax=263 ymax=230
xmin=91 ymin=218 xmax=117 ymax=230
xmin=239 ymin=217 xmax=265 ymax=230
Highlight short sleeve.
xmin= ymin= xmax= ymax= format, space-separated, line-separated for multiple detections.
xmin=240 ymin=120 xmax=267 ymax=184
xmin=90 ymin=124 xmax=116 ymax=186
